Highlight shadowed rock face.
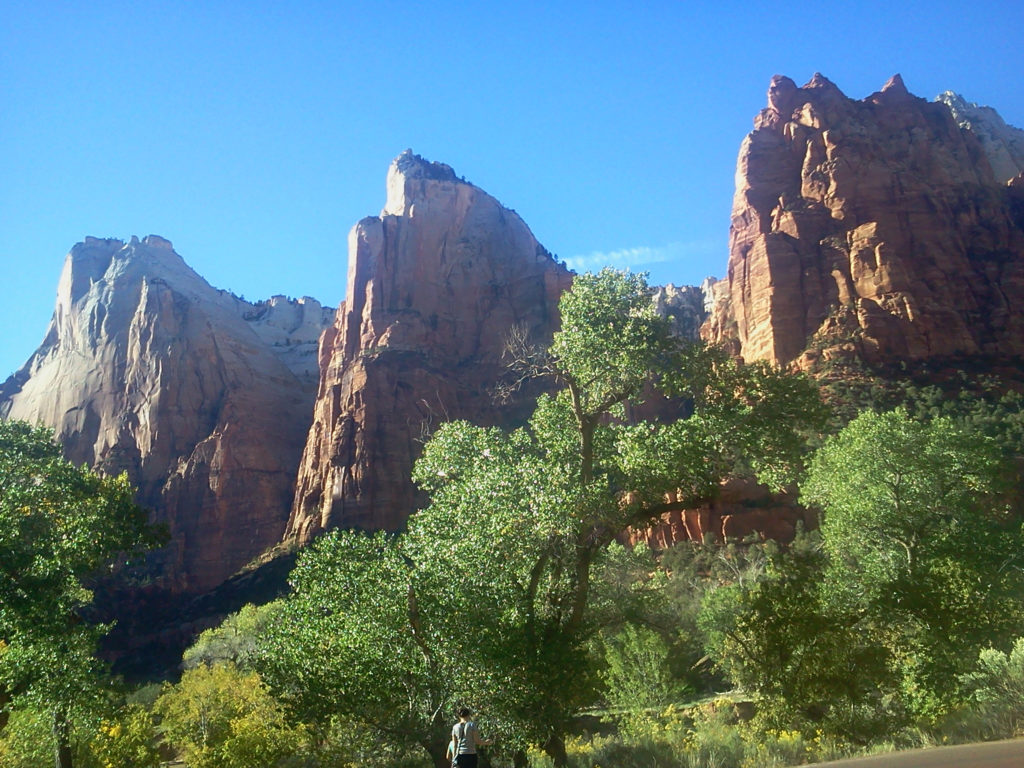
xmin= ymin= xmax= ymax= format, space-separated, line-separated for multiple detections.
xmin=286 ymin=151 xmax=572 ymax=542
xmin=704 ymin=73 xmax=1024 ymax=368
xmin=0 ymin=236 xmax=332 ymax=591
xmin=938 ymin=91 xmax=1024 ymax=184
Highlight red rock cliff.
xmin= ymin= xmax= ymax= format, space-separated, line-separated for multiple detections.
xmin=705 ymin=74 xmax=1024 ymax=367
xmin=0 ymin=236 xmax=332 ymax=591
xmin=287 ymin=151 xmax=571 ymax=542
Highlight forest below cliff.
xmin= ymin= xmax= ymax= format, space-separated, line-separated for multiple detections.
xmin=4 ymin=270 xmax=1024 ymax=768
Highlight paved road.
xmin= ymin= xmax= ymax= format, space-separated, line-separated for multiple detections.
xmin=808 ymin=738 xmax=1024 ymax=767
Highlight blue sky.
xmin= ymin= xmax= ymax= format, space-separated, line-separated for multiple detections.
xmin=2 ymin=1 xmax=1022 ymax=380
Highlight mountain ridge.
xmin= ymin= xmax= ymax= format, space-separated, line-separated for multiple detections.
xmin=4 ymin=78 xmax=1024 ymax=598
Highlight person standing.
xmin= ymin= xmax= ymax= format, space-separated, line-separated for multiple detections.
xmin=450 ymin=707 xmax=492 ymax=767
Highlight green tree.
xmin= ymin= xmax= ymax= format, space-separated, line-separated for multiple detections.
xmin=183 ymin=601 xmax=284 ymax=670
xmin=0 ymin=420 xmax=158 ymax=768
xmin=700 ymin=537 xmax=898 ymax=741
xmin=708 ymin=409 xmax=1024 ymax=740
xmin=257 ymin=530 xmax=456 ymax=767
xmin=153 ymin=662 xmax=303 ymax=768
xmin=260 ymin=270 xmax=825 ymax=767
xmin=407 ymin=270 xmax=824 ymax=763
xmin=804 ymin=408 xmax=1024 ymax=720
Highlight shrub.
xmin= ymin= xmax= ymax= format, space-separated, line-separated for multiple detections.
xmin=88 ymin=704 xmax=161 ymax=768
xmin=958 ymin=637 xmax=1024 ymax=738
xmin=602 ymin=624 xmax=689 ymax=715
xmin=153 ymin=662 xmax=304 ymax=768
xmin=682 ymin=700 xmax=746 ymax=768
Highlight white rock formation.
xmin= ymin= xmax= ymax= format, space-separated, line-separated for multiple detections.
xmin=1 ymin=236 xmax=332 ymax=591
xmin=938 ymin=91 xmax=1024 ymax=184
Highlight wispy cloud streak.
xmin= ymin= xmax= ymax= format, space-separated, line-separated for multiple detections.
xmin=564 ymin=240 xmax=719 ymax=274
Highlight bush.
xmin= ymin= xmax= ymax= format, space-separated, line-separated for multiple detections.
xmin=153 ymin=662 xmax=305 ymax=768
xmin=602 ymin=624 xmax=690 ymax=715
xmin=682 ymin=700 xmax=746 ymax=768
xmin=88 ymin=704 xmax=161 ymax=768
xmin=958 ymin=637 xmax=1024 ymax=738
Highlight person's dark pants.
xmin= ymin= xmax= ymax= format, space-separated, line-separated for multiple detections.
xmin=455 ymin=755 xmax=478 ymax=768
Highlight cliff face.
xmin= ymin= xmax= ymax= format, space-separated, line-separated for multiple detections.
xmin=0 ymin=236 xmax=333 ymax=591
xmin=286 ymin=151 xmax=571 ymax=542
xmin=938 ymin=91 xmax=1024 ymax=185
xmin=705 ymin=74 xmax=1024 ymax=368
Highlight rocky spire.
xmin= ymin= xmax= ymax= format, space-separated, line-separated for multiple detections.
xmin=287 ymin=152 xmax=572 ymax=542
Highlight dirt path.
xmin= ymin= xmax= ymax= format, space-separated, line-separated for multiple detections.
xmin=808 ymin=738 xmax=1024 ymax=767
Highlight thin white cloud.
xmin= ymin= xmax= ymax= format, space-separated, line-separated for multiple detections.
xmin=564 ymin=240 xmax=718 ymax=273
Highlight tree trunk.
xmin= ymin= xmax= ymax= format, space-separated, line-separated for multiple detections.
xmin=0 ymin=685 xmax=10 ymax=733
xmin=426 ymin=729 xmax=452 ymax=768
xmin=543 ymin=733 xmax=568 ymax=768
xmin=52 ymin=708 xmax=73 ymax=768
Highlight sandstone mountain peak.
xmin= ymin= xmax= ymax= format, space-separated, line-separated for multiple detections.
xmin=392 ymin=149 xmax=459 ymax=182
xmin=62 ymin=236 xmax=202 ymax=305
xmin=289 ymin=152 xmax=571 ymax=542
xmin=762 ymin=75 xmax=800 ymax=128
xmin=757 ymin=72 xmax=847 ymax=130
xmin=870 ymin=73 xmax=915 ymax=105
xmin=705 ymin=73 xmax=1024 ymax=367
xmin=881 ymin=73 xmax=908 ymax=94
xmin=384 ymin=149 xmax=466 ymax=217
xmin=137 ymin=234 xmax=173 ymax=249
xmin=936 ymin=91 xmax=1024 ymax=183
xmin=768 ymin=74 xmax=796 ymax=89
xmin=805 ymin=72 xmax=841 ymax=92
xmin=1 ymin=237 xmax=333 ymax=591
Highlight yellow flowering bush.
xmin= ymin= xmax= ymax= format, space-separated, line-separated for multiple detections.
xmin=88 ymin=705 xmax=160 ymax=768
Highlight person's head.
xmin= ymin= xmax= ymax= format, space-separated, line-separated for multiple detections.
xmin=458 ymin=707 xmax=473 ymax=720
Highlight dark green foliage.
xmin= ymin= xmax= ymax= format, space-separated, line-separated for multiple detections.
xmin=816 ymin=354 xmax=1024 ymax=456
xmin=0 ymin=420 xmax=160 ymax=766
xmin=705 ymin=409 xmax=1024 ymax=742
xmin=700 ymin=535 xmax=899 ymax=741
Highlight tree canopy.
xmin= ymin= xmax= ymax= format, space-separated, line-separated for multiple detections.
xmin=259 ymin=269 xmax=826 ymax=767
xmin=705 ymin=408 xmax=1024 ymax=739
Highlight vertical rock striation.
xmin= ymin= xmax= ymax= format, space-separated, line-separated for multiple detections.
xmin=287 ymin=151 xmax=571 ymax=542
xmin=704 ymin=74 xmax=1024 ymax=367
xmin=0 ymin=236 xmax=333 ymax=591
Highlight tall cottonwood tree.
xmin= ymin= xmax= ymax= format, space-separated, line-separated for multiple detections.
xmin=803 ymin=409 xmax=1024 ymax=719
xmin=410 ymin=270 xmax=824 ymax=763
xmin=260 ymin=270 xmax=825 ymax=767
xmin=705 ymin=409 xmax=1024 ymax=739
